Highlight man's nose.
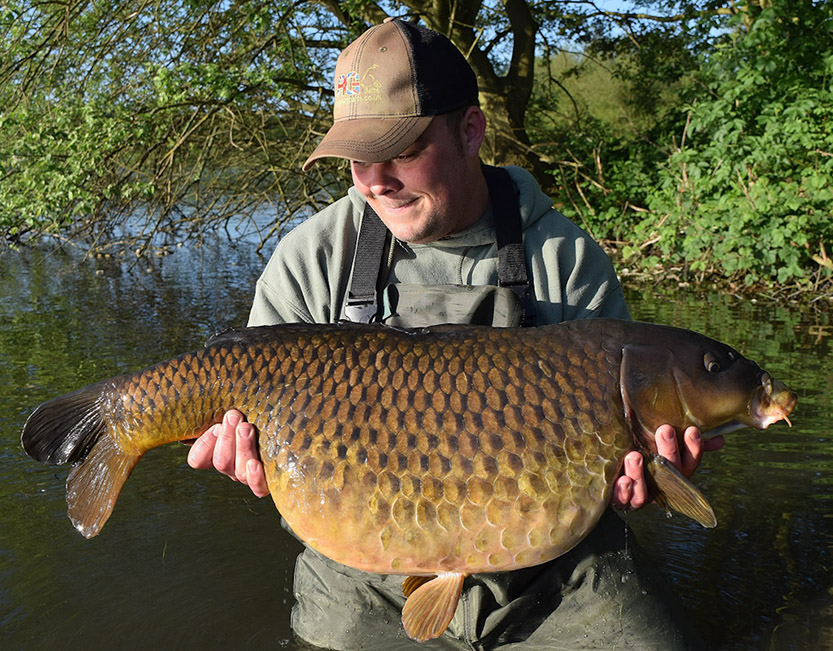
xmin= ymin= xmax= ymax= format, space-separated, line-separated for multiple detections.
xmin=362 ymin=162 xmax=400 ymax=195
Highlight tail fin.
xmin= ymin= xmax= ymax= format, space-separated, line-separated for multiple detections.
xmin=67 ymin=433 xmax=140 ymax=538
xmin=21 ymin=383 xmax=140 ymax=538
xmin=22 ymin=383 xmax=107 ymax=465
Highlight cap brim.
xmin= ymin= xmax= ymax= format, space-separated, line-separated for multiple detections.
xmin=302 ymin=115 xmax=434 ymax=171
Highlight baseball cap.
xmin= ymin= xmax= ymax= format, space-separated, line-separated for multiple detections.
xmin=302 ymin=18 xmax=479 ymax=170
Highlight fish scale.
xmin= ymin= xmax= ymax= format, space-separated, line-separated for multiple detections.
xmin=227 ymin=325 xmax=635 ymax=577
xmin=21 ymin=318 xmax=797 ymax=642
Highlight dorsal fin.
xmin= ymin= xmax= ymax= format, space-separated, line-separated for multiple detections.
xmin=204 ymin=322 xmax=379 ymax=348
xmin=401 ymin=572 xmax=465 ymax=642
xmin=205 ymin=326 xmax=271 ymax=348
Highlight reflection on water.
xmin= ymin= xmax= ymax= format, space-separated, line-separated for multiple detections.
xmin=1 ymin=241 xmax=831 ymax=649
xmin=0 ymin=242 xmax=303 ymax=649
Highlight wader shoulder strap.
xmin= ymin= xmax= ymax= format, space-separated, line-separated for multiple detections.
xmin=482 ymin=165 xmax=537 ymax=327
xmin=342 ymin=201 xmax=390 ymax=323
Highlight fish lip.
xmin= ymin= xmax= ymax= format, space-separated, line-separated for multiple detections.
xmin=675 ymin=367 xmax=796 ymax=433
xmin=749 ymin=371 xmax=797 ymax=429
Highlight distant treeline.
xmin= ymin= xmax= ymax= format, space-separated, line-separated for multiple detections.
xmin=1 ymin=1 xmax=831 ymax=295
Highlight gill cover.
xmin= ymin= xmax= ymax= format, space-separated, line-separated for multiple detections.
xmin=620 ymin=343 xmax=685 ymax=454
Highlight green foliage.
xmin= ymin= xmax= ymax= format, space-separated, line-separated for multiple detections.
xmin=0 ymin=98 xmax=142 ymax=238
xmin=629 ymin=2 xmax=833 ymax=289
xmin=0 ymin=0 xmax=337 ymax=247
xmin=528 ymin=42 xmax=696 ymax=242
xmin=531 ymin=1 xmax=833 ymax=294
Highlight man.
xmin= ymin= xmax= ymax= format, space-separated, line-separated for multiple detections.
xmin=188 ymin=18 xmax=719 ymax=649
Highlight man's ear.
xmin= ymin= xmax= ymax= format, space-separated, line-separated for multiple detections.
xmin=461 ymin=106 xmax=486 ymax=157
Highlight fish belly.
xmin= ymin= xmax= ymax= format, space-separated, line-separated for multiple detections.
xmin=256 ymin=326 xmax=632 ymax=575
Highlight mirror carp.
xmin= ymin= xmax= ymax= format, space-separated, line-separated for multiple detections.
xmin=21 ymin=319 xmax=797 ymax=641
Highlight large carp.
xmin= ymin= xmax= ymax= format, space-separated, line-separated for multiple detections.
xmin=22 ymin=319 xmax=796 ymax=641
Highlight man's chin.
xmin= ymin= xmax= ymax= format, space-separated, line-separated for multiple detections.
xmin=376 ymin=212 xmax=438 ymax=243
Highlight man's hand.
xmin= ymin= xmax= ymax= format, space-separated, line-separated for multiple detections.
xmin=187 ymin=409 xmax=270 ymax=498
xmin=611 ymin=425 xmax=725 ymax=510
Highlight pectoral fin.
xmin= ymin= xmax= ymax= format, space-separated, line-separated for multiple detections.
xmin=401 ymin=572 xmax=465 ymax=642
xmin=645 ymin=454 xmax=717 ymax=528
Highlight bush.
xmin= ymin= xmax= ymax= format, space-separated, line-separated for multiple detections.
xmin=629 ymin=3 xmax=833 ymax=290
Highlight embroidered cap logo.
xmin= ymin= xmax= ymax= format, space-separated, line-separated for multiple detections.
xmin=335 ymin=65 xmax=381 ymax=103
xmin=336 ymin=71 xmax=361 ymax=96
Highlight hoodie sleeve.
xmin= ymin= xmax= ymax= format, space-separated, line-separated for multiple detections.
xmin=247 ymin=195 xmax=361 ymax=326
xmin=506 ymin=166 xmax=631 ymax=325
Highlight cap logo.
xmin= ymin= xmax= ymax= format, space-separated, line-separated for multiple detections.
xmin=335 ymin=71 xmax=361 ymax=96
xmin=334 ymin=65 xmax=382 ymax=105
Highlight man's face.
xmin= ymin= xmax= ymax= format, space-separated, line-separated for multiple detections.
xmin=350 ymin=110 xmax=486 ymax=244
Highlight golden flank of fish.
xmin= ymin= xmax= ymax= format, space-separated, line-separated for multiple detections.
xmin=21 ymin=319 xmax=797 ymax=642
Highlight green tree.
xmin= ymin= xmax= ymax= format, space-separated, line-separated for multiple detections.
xmin=525 ymin=0 xmax=747 ymax=242
xmin=0 ymin=0 xmax=332 ymax=250
xmin=18 ymin=0 xmax=823 ymax=298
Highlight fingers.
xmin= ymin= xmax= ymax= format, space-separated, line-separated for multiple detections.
xmin=245 ymin=459 xmax=270 ymax=498
xmin=611 ymin=476 xmax=632 ymax=509
xmin=213 ymin=411 xmax=240 ymax=475
xmin=234 ymin=421 xmax=257 ymax=483
xmin=186 ymin=409 xmax=268 ymax=498
xmin=656 ymin=425 xmax=722 ymax=477
xmin=679 ymin=426 xmax=703 ymax=477
xmin=704 ymin=434 xmax=725 ymax=453
xmin=234 ymin=422 xmax=271 ymax=497
xmin=614 ymin=425 xmax=722 ymax=511
xmin=612 ymin=451 xmax=648 ymax=510
xmin=655 ymin=424 xmax=681 ymax=469
xmin=187 ymin=423 xmax=221 ymax=469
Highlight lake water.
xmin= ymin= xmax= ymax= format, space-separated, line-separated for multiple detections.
xmin=1 ymin=238 xmax=831 ymax=649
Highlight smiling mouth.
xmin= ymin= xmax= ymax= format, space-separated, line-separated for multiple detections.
xmin=375 ymin=197 xmax=419 ymax=211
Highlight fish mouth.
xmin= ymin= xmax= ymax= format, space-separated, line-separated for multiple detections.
xmin=671 ymin=367 xmax=796 ymax=437
xmin=748 ymin=371 xmax=798 ymax=429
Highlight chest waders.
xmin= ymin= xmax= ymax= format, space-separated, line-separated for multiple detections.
xmin=289 ymin=167 xmax=698 ymax=650
xmin=341 ymin=165 xmax=537 ymax=329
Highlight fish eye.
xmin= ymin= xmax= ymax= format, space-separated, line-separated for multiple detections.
xmin=704 ymin=353 xmax=721 ymax=373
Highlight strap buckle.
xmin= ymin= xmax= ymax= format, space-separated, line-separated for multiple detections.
xmin=342 ymin=295 xmax=379 ymax=324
